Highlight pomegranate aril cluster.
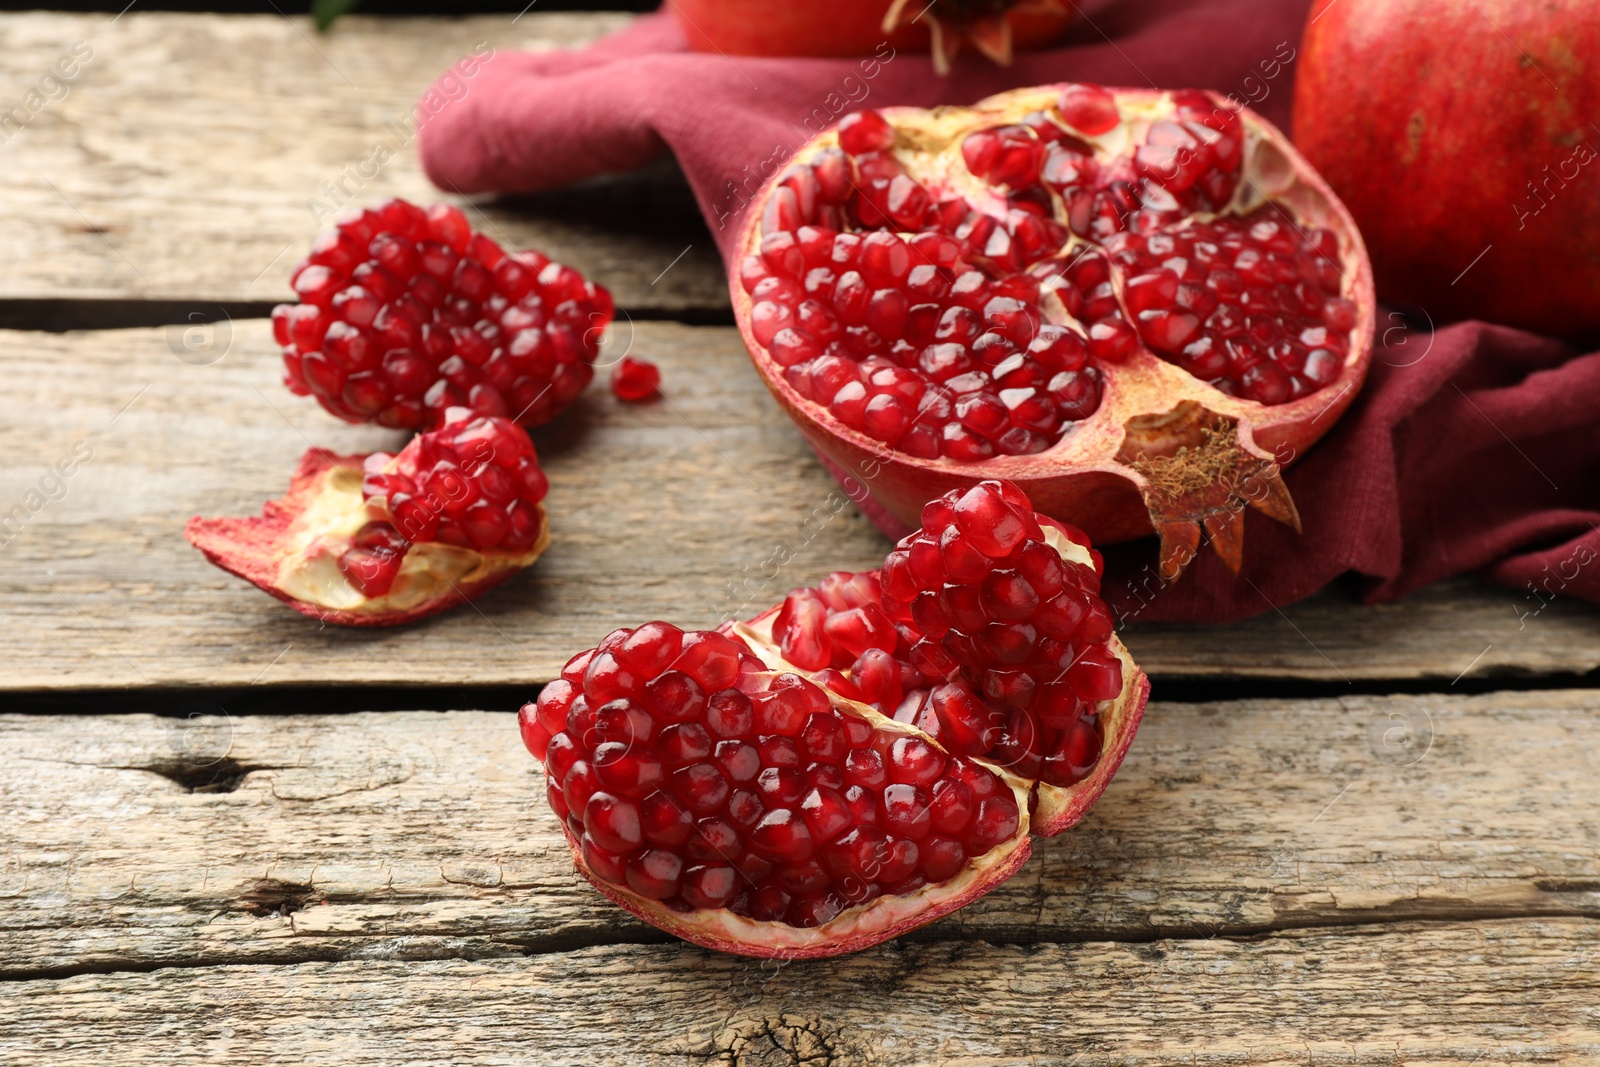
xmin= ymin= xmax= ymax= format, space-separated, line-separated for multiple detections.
xmin=1084 ymin=211 xmax=1353 ymax=402
xmin=741 ymin=226 xmax=1101 ymax=461
xmin=341 ymin=411 xmax=548 ymax=597
xmin=882 ymin=482 xmax=1120 ymax=786
xmin=521 ymin=624 xmax=1020 ymax=929
xmin=1039 ymin=87 xmax=1245 ymax=241
xmin=741 ymin=86 xmax=1355 ymax=460
xmin=273 ymin=198 xmax=614 ymax=431
xmin=770 ymin=481 xmax=1120 ymax=788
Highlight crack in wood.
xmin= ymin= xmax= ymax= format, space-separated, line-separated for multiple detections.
xmin=1 ymin=909 xmax=1594 ymax=985
xmin=237 ymin=878 xmax=320 ymax=919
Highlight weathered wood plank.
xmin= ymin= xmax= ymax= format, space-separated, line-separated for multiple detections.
xmin=2 ymin=921 xmax=1597 ymax=1065
xmin=2 ymin=690 xmax=1596 ymax=975
xmin=0 ymin=319 xmax=887 ymax=689
xmin=2 ymin=321 xmax=1596 ymax=690
xmin=1126 ymin=574 xmax=1600 ymax=682
xmin=0 ymin=12 xmax=726 ymax=314
xmin=0 ymin=323 xmax=1593 ymax=694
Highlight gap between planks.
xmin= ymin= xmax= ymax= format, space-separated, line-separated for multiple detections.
xmin=4 ymin=907 xmax=1598 ymax=986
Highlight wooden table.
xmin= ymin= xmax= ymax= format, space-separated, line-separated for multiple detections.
xmin=3 ymin=12 xmax=1597 ymax=1065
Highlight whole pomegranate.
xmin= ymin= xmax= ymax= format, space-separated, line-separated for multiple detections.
xmin=1295 ymin=0 xmax=1600 ymax=337
xmin=670 ymin=0 xmax=1074 ymax=72
xmin=733 ymin=85 xmax=1374 ymax=581
xmin=520 ymin=480 xmax=1149 ymax=957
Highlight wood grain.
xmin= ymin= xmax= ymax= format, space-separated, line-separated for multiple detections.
xmin=2 ymin=321 xmax=1596 ymax=690
xmin=2 ymin=921 xmax=1597 ymax=1065
xmin=0 ymin=12 xmax=727 ymax=315
xmin=3 ymin=689 xmax=1596 ymax=976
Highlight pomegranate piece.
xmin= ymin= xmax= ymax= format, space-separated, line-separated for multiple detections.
xmin=610 ymin=356 xmax=661 ymax=402
xmin=731 ymin=85 xmax=1375 ymax=581
xmin=273 ymin=198 xmax=613 ymax=431
xmin=520 ymin=481 xmax=1148 ymax=957
xmin=186 ymin=408 xmax=550 ymax=626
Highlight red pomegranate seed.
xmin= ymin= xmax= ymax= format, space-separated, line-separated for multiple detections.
xmin=837 ymin=110 xmax=894 ymax=156
xmin=962 ymin=126 xmax=1047 ymax=189
xmin=611 ymin=356 xmax=661 ymax=402
xmin=1057 ymin=85 xmax=1120 ymax=135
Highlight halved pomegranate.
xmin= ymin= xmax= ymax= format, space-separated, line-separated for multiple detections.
xmin=671 ymin=0 xmax=1075 ymax=74
xmin=732 ymin=85 xmax=1375 ymax=580
xmin=187 ymin=409 xmax=551 ymax=626
xmin=519 ymin=481 xmax=1148 ymax=956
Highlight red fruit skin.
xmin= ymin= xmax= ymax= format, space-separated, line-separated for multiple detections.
xmin=732 ymin=87 xmax=1375 ymax=551
xmin=1295 ymin=0 xmax=1600 ymax=337
xmin=670 ymin=0 xmax=1072 ymax=60
xmin=185 ymin=449 xmax=545 ymax=627
xmin=559 ymin=814 xmax=1032 ymax=960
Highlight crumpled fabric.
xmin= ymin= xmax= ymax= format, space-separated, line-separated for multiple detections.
xmin=417 ymin=4 xmax=1600 ymax=621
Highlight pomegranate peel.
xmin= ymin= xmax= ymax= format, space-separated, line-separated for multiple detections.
xmin=732 ymin=85 xmax=1375 ymax=580
xmin=187 ymin=411 xmax=550 ymax=626
xmin=561 ymin=670 xmax=1036 ymax=959
xmin=520 ymin=481 xmax=1148 ymax=956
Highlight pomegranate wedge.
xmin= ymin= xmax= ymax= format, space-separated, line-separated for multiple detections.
xmin=520 ymin=481 xmax=1149 ymax=956
xmin=187 ymin=410 xmax=550 ymax=626
xmin=733 ymin=84 xmax=1375 ymax=581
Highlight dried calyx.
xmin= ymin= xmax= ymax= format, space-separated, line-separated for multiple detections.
xmin=882 ymin=0 xmax=1076 ymax=73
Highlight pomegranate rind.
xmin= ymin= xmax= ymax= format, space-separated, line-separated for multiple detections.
xmin=185 ymin=448 xmax=549 ymax=627
xmin=1028 ymin=635 xmax=1147 ymax=836
xmin=730 ymin=85 xmax=1375 ymax=567
xmin=556 ymin=672 xmax=1036 ymax=959
xmin=565 ymin=823 xmax=1031 ymax=959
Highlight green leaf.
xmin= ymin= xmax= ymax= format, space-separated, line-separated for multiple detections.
xmin=312 ymin=0 xmax=362 ymax=33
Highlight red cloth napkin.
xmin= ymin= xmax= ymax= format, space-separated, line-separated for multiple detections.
xmin=418 ymin=3 xmax=1600 ymax=623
